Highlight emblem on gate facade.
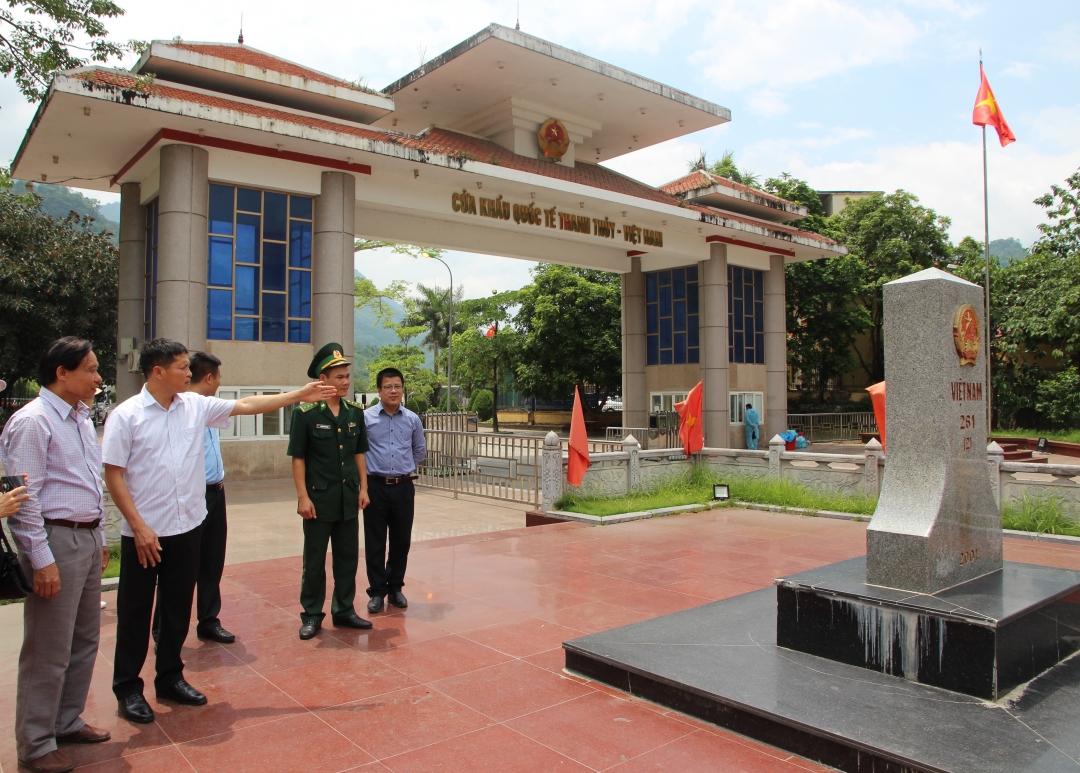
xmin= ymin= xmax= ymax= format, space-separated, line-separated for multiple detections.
xmin=537 ymin=119 xmax=570 ymax=160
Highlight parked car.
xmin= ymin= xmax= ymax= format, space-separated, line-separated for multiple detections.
xmin=602 ymin=397 xmax=623 ymax=413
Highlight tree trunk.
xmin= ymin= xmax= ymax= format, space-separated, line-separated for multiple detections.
xmin=492 ymin=358 xmax=499 ymax=433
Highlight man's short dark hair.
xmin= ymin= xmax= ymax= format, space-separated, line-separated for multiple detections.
xmin=38 ymin=337 xmax=93 ymax=386
xmin=189 ymin=351 xmax=221 ymax=383
xmin=376 ymin=368 xmax=405 ymax=389
xmin=746 ymin=403 xmax=753 ymax=410
xmin=139 ymin=338 xmax=188 ymax=378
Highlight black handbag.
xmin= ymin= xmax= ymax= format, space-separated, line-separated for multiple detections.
xmin=0 ymin=527 xmax=32 ymax=600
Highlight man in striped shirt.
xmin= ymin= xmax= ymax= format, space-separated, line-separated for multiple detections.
xmin=1 ymin=338 xmax=112 ymax=773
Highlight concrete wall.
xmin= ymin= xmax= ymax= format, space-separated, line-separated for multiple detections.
xmin=116 ymin=183 xmax=145 ymax=401
xmin=220 ymin=438 xmax=293 ymax=480
xmin=156 ymin=144 xmax=208 ymax=350
xmin=206 ymin=341 xmax=314 ymax=386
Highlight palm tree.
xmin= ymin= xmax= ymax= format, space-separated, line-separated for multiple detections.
xmin=406 ymin=283 xmax=464 ymax=378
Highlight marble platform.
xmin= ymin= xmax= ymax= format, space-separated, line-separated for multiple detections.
xmin=777 ymin=557 xmax=1080 ymax=699
xmin=564 ymin=584 xmax=1080 ymax=773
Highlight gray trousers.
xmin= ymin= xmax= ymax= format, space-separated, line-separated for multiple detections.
xmin=16 ymin=524 xmax=102 ymax=762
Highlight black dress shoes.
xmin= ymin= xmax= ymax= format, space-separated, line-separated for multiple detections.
xmin=333 ymin=613 xmax=373 ymax=630
xmin=299 ymin=619 xmax=321 ymax=640
xmin=197 ymin=624 xmax=236 ymax=643
xmin=388 ymin=591 xmax=408 ymax=608
xmin=118 ymin=694 xmax=155 ymax=724
xmin=367 ymin=595 xmax=385 ymax=613
xmin=156 ymin=679 xmax=207 ymax=706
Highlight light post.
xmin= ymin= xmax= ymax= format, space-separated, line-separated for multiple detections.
xmin=421 ymin=252 xmax=454 ymax=411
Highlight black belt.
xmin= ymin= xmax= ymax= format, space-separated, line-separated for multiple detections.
xmin=45 ymin=518 xmax=101 ymax=530
xmin=369 ymin=474 xmax=417 ymax=485
xmin=206 ymin=482 xmax=224 ymax=491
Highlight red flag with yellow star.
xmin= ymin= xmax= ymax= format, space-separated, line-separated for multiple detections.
xmin=972 ymin=64 xmax=1015 ymax=147
xmin=674 ymin=381 xmax=704 ymax=456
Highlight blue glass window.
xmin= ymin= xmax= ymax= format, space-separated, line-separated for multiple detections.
xmin=208 ymin=185 xmax=234 ymax=235
xmin=645 ymin=267 xmax=699 ymax=365
xmin=143 ymin=199 xmax=159 ymax=340
xmin=207 ymin=289 xmax=232 ymax=340
xmin=729 ymin=266 xmax=766 ymax=364
xmin=206 ymin=185 xmax=313 ymax=342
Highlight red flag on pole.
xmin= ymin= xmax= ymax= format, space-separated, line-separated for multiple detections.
xmin=674 ymin=381 xmax=704 ymax=456
xmin=485 ymin=325 xmax=496 ymax=338
xmin=567 ymin=386 xmax=590 ymax=486
xmin=972 ymin=64 xmax=1015 ymax=147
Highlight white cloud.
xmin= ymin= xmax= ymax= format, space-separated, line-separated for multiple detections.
xmin=1003 ymin=61 xmax=1035 ymax=79
xmin=746 ymin=90 xmax=789 ymax=117
xmin=692 ymin=0 xmax=921 ymax=91
xmin=1023 ymin=104 xmax=1080 ymax=150
xmin=356 ymin=247 xmax=535 ymax=299
xmin=600 ymin=135 xmax=716 ymax=187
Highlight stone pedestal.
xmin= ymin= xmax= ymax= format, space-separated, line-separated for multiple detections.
xmin=866 ymin=268 xmax=1002 ymax=593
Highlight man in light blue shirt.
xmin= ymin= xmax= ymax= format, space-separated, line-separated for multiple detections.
xmin=744 ymin=403 xmax=760 ymax=450
xmin=363 ymin=367 xmax=426 ymax=613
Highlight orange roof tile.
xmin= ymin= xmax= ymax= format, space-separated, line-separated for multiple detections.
xmin=661 ymin=168 xmax=792 ymax=208
xmin=171 ymin=43 xmax=357 ymax=90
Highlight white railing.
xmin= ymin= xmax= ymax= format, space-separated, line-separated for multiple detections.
xmin=786 ymin=412 xmax=878 ymax=442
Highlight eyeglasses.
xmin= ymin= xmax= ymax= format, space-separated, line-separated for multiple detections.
xmin=380 ymin=385 xmax=404 ymax=392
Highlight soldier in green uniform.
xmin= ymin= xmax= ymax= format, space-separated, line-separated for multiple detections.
xmin=287 ymin=343 xmax=373 ymax=640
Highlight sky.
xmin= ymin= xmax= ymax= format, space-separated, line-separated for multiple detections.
xmin=1 ymin=0 xmax=1077 ymax=299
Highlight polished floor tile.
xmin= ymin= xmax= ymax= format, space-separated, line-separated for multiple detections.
xmin=380 ymin=724 xmax=592 ymax=773
xmin=431 ymin=659 xmax=593 ymax=721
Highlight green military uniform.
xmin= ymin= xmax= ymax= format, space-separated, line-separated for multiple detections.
xmin=287 ymin=344 xmax=369 ymax=624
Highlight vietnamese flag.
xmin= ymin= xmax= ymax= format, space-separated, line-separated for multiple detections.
xmin=972 ymin=64 xmax=1015 ymax=147
xmin=674 ymin=381 xmax=704 ymax=456
xmin=567 ymin=386 xmax=590 ymax=486
xmin=485 ymin=325 xmax=496 ymax=338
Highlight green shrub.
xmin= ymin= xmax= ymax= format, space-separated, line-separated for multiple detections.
xmin=437 ymin=392 xmax=461 ymax=412
xmin=405 ymin=396 xmax=429 ymax=414
xmin=1002 ymin=492 xmax=1080 ymax=536
xmin=556 ymin=464 xmax=877 ymax=517
xmin=469 ymin=389 xmax=494 ymax=421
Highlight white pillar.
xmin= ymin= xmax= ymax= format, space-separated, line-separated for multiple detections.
xmin=156 ymin=144 xmax=208 ymax=349
xmin=313 ymin=171 xmax=356 ymax=357
xmin=116 ymin=182 xmax=144 ymax=400
xmin=621 ymin=256 xmax=647 ymax=429
xmin=700 ymin=242 xmax=729 ymax=446
xmin=765 ymin=253 xmax=788 ymax=441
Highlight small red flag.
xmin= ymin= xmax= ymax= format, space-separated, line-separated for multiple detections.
xmin=972 ymin=64 xmax=1015 ymax=147
xmin=567 ymin=386 xmax=590 ymax=486
xmin=485 ymin=325 xmax=496 ymax=338
xmin=674 ymin=381 xmax=704 ymax=456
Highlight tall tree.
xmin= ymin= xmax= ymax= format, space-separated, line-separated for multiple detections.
xmin=406 ymin=282 xmax=464 ymax=378
xmin=837 ymin=191 xmax=953 ymax=382
xmin=514 ymin=265 xmax=621 ymax=412
xmin=0 ymin=173 xmax=118 ymax=384
xmin=453 ymin=291 xmax=520 ymax=432
xmin=1 ymin=0 xmax=139 ymax=103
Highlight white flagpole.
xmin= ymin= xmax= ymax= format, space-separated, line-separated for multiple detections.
xmin=980 ymin=51 xmax=993 ymax=437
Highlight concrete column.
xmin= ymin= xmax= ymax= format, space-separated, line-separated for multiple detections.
xmin=700 ymin=242 xmax=729 ymax=446
xmin=765 ymin=253 xmax=788 ymax=441
xmin=313 ymin=171 xmax=356 ymax=357
xmin=116 ymin=183 xmax=145 ymax=400
xmin=156 ymin=144 xmax=208 ymax=349
xmin=621 ymin=256 xmax=647 ymax=429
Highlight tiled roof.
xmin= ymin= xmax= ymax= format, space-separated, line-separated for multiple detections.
xmin=74 ymin=68 xmax=838 ymax=248
xmin=685 ymin=203 xmax=841 ymax=247
xmin=661 ymin=168 xmax=792 ymax=208
xmin=170 ymin=43 xmax=358 ymax=90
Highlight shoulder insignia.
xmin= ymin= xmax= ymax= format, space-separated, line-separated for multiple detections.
xmin=298 ymin=402 xmax=317 ymax=413
xmin=346 ymin=400 xmax=363 ymax=410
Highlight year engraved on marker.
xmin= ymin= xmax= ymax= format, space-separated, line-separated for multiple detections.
xmin=959 ymin=548 xmax=979 ymax=565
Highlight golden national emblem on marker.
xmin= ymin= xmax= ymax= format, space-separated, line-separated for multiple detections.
xmin=952 ymin=304 xmax=981 ymax=366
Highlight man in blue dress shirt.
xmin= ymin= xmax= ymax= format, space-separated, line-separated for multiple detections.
xmin=364 ymin=368 xmax=426 ymax=613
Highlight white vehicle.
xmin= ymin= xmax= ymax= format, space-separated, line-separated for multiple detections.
xmin=602 ymin=397 xmax=623 ymax=413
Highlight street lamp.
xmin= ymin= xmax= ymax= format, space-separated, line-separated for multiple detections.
xmin=421 ymin=252 xmax=454 ymax=411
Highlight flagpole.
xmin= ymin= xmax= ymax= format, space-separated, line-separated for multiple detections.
xmin=979 ymin=51 xmax=993 ymax=438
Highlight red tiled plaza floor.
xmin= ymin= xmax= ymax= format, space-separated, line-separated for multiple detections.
xmin=4 ymin=508 xmax=1079 ymax=773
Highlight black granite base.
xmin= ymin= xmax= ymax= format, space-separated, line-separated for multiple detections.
xmin=565 ymin=578 xmax=1080 ymax=773
xmin=776 ymin=558 xmax=1080 ymax=699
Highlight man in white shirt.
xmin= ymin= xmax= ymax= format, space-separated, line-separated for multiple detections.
xmin=103 ymin=338 xmax=334 ymax=725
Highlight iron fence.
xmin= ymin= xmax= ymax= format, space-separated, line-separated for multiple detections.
xmin=417 ymin=430 xmax=543 ymax=505
xmin=605 ymin=411 xmax=681 ymax=450
xmin=421 ymin=412 xmax=479 ymax=432
xmin=785 ymin=412 xmax=877 ymax=442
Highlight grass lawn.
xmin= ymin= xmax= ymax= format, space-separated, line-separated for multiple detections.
xmin=1002 ymin=493 xmax=1080 ymax=537
xmin=994 ymin=428 xmax=1080 ymax=444
xmin=556 ymin=465 xmax=878 ymax=518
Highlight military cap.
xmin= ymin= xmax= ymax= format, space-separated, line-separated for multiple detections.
xmin=308 ymin=342 xmax=350 ymax=379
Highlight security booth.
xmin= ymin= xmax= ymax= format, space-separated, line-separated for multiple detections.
xmin=11 ymin=24 xmax=844 ymax=476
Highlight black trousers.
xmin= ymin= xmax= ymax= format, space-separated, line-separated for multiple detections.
xmin=152 ymin=485 xmax=227 ymax=638
xmin=363 ymin=478 xmax=415 ymax=597
xmin=113 ymin=526 xmax=201 ymax=699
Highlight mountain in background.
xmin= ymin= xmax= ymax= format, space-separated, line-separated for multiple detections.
xmin=11 ymin=181 xmax=119 ymax=245
xmin=353 ymin=270 xmax=434 ymax=388
xmin=990 ymin=237 xmax=1026 ymax=265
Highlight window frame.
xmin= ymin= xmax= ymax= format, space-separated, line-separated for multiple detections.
xmin=728 ymin=265 xmax=765 ymax=365
xmin=730 ymin=392 xmax=764 ymax=425
xmin=645 ymin=266 xmax=700 ymax=366
xmin=143 ymin=198 xmax=159 ymax=340
xmin=650 ymin=391 xmax=688 ymax=413
xmin=216 ymin=386 xmax=300 ymax=440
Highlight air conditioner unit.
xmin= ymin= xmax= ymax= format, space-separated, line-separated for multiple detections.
xmin=126 ymin=351 xmax=140 ymax=374
xmin=118 ymin=337 xmax=137 ymax=356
